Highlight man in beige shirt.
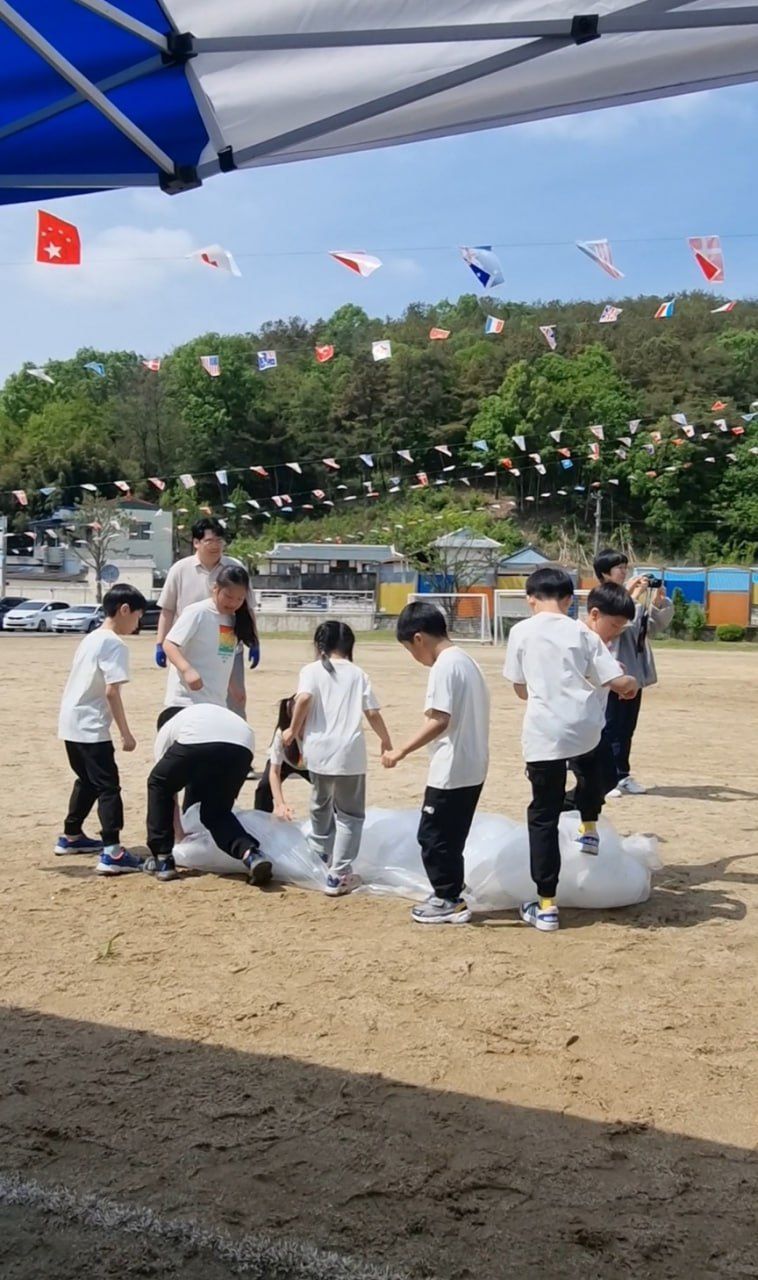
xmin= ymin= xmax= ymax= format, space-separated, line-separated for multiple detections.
xmin=156 ymin=517 xmax=259 ymax=711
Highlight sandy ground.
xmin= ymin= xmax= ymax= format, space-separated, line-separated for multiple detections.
xmin=1 ymin=634 xmax=757 ymax=1279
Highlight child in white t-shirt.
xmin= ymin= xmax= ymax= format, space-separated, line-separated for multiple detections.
xmin=382 ymin=601 xmax=490 ymax=926
xmin=56 ymin=583 xmax=146 ymax=876
xmin=254 ymin=695 xmax=310 ymax=818
xmin=504 ymin=567 xmax=638 ymax=933
xmin=283 ymin=621 xmax=392 ymax=896
xmin=162 ymin=564 xmax=255 ymax=723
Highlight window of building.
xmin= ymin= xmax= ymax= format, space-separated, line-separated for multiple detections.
xmin=129 ymin=520 xmax=152 ymax=541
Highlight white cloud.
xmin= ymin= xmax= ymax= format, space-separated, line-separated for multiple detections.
xmin=518 ymin=86 xmax=756 ymax=143
xmin=23 ymin=224 xmax=200 ymax=303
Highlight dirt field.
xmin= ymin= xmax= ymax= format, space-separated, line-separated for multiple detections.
xmin=1 ymin=634 xmax=757 ymax=1279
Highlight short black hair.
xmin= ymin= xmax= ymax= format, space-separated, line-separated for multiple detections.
xmin=192 ymin=516 xmax=227 ymax=543
xmin=102 ymin=584 xmax=147 ymax=616
xmin=396 ymin=600 xmax=449 ymax=642
xmin=593 ymin=547 xmax=629 ymax=580
xmin=525 ymin=567 xmax=574 ymax=601
xmin=586 ymin=582 xmax=635 ymax=621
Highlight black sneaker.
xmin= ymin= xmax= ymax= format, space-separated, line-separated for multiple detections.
xmin=243 ymin=848 xmax=273 ymax=886
xmin=143 ymin=854 xmax=178 ymax=882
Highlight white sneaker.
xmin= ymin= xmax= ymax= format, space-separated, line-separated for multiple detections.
xmin=618 ymin=776 xmax=647 ymax=795
xmin=325 ymin=872 xmax=362 ymax=897
xmin=606 ymin=787 xmax=623 ymax=799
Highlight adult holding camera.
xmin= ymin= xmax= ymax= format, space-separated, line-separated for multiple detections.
xmin=593 ymin=549 xmax=673 ymax=797
xmin=156 ymin=517 xmax=260 ymax=716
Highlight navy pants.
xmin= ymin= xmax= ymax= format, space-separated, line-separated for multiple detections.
xmin=604 ymin=690 xmax=643 ymax=784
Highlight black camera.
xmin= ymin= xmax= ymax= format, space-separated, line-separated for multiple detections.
xmin=645 ymin=575 xmax=663 ymax=589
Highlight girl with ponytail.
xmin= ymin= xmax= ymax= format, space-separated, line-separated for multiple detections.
xmin=283 ymin=619 xmax=392 ymax=896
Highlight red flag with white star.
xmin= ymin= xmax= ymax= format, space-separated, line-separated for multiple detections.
xmin=36 ymin=210 xmax=81 ymax=265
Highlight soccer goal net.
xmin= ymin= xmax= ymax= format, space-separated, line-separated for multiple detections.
xmin=408 ymin=593 xmax=491 ymax=643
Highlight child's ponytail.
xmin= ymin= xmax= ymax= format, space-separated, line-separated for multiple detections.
xmin=312 ymin=619 xmax=355 ymax=674
xmin=216 ymin=564 xmax=259 ymax=648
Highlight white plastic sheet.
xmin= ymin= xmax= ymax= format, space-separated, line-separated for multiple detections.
xmin=174 ymin=806 xmax=660 ymax=910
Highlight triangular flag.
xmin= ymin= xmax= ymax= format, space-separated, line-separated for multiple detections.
xmin=460 ymin=246 xmax=504 ymax=290
xmin=80 ymin=483 xmax=98 ymax=492
xmin=397 ymin=449 xmax=414 ymax=463
xmin=113 ymin=480 xmax=130 ymax=494
xmin=500 ymin=458 xmax=513 ymax=469
xmin=84 ymin=361 xmax=105 ymax=377
xmin=741 ymin=413 xmax=758 ymax=423
xmin=711 ymin=301 xmax=736 ymax=313
xmin=200 ymin=354 xmax=221 ymax=377
xmin=36 ymin=209 xmax=81 ymax=265
xmin=460 ymin=477 xmax=471 ymax=486
xmin=539 ymin=325 xmax=557 ymax=350
xmin=682 ymin=425 xmax=696 ymax=438
xmin=714 ymin=420 xmax=729 ymax=432
xmin=286 ymin=462 xmax=303 ymax=474
xmin=472 ymin=440 xmax=489 ymax=452
xmin=688 ymin=235 xmax=724 ymax=284
xmin=215 ymin=469 xmax=228 ymax=487
xmin=732 ymin=425 xmax=746 ymax=436
xmin=628 ymin=420 xmax=641 ymax=434
xmin=371 ymin=340 xmax=391 ymax=362
xmin=359 ymin=454 xmax=374 ymax=468
xmin=179 ymin=474 xmax=195 ymax=490
xmin=589 ymin=425 xmax=605 ymax=440
xmin=484 ymin=315 xmax=505 ymax=335
xmin=512 ymin=435 xmax=526 ymax=452
xmin=549 ymin=430 xmax=562 ymax=443
xmin=560 ymin=459 xmax=574 ymax=470
xmin=599 ymin=305 xmax=623 ymax=324
xmin=429 ymin=327 xmax=451 ymax=340
xmin=588 ymin=443 xmax=600 ymax=461
xmin=247 ymin=499 xmax=260 ymax=509
xmin=148 ymin=477 xmax=165 ymax=492
xmin=654 ymin=300 xmax=676 ymax=319
xmin=315 ymin=345 xmax=334 ymax=363
xmin=257 ymin=350 xmax=277 ymax=371
xmin=576 ymin=239 xmax=624 ymax=280
xmin=558 ymin=447 xmax=572 ymax=458
xmin=322 ymin=458 xmax=340 ymax=471
xmin=143 ymin=358 xmax=161 ymax=372
xmin=191 ymin=244 xmax=241 ymax=276
xmin=27 ymin=367 xmax=54 ymax=384
xmin=312 ymin=489 xmax=325 ymax=500
xmin=671 ymin=413 xmax=689 ymax=427
xmin=528 ymin=452 xmax=542 ymax=463
xmin=434 ymin=444 xmax=452 ymax=457
xmin=250 ymin=465 xmax=269 ymax=477
xmin=12 ymin=489 xmax=28 ymax=506
xmin=39 ymin=486 xmax=57 ymax=497
xmin=329 ymin=250 xmax=382 ymax=278
xmin=617 ymin=436 xmax=632 ymax=448
xmin=711 ymin=400 xmax=728 ymax=411
xmin=272 ymin=495 xmax=283 ymax=508
xmin=416 ymin=472 xmax=429 ymax=486
xmin=535 ymin=463 xmax=547 ymax=475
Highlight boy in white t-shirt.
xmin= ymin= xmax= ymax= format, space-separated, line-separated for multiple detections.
xmin=382 ymin=601 xmax=490 ymax=926
xmin=56 ymin=584 xmax=146 ymax=875
xmin=504 ymin=568 xmax=638 ymax=933
xmin=284 ymin=621 xmax=392 ymax=896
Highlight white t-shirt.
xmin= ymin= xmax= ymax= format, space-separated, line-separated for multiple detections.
xmin=157 ymin=552 xmax=255 ymax=617
xmin=297 ymin=658 xmax=379 ymax=775
xmin=503 ymin=613 xmax=623 ymax=761
xmin=58 ymin=628 xmax=130 ymax=743
xmin=424 ymin=646 xmax=490 ymax=790
xmin=154 ymin=703 xmax=253 ymax=762
xmin=164 ymin=598 xmax=240 ymax=709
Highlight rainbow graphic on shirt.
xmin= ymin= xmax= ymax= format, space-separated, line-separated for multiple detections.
xmin=218 ymin=624 xmax=236 ymax=658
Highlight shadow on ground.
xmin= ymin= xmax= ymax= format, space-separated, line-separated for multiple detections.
xmin=0 ymin=1007 xmax=755 ymax=1279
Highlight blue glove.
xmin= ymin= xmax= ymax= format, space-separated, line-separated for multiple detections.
xmin=248 ymin=642 xmax=261 ymax=670
xmin=155 ymin=643 xmax=167 ymax=669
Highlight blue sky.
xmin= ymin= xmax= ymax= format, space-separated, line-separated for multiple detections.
xmin=1 ymin=83 xmax=758 ymax=380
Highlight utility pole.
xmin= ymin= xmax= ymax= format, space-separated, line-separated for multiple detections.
xmin=592 ymin=488 xmax=603 ymax=557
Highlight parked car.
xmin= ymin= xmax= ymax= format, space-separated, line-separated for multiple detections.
xmin=0 ymin=596 xmax=28 ymax=629
xmin=3 ymin=600 xmax=71 ymax=631
xmin=137 ymin=602 xmax=161 ymax=633
xmin=53 ymin=604 xmax=105 ymax=634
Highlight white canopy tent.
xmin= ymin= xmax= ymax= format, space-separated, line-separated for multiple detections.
xmin=0 ymin=1 xmax=757 ymax=202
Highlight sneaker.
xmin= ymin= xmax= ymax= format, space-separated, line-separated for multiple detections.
xmin=54 ymin=833 xmax=103 ymax=856
xmin=618 ymin=776 xmax=647 ymax=795
xmin=605 ymin=787 xmax=623 ymax=799
xmin=95 ymin=847 xmax=145 ymax=876
xmin=519 ymin=900 xmax=560 ymax=932
xmin=243 ymin=848 xmax=273 ymax=886
xmin=324 ymin=872 xmax=362 ymax=897
xmin=143 ymin=854 xmax=178 ymax=882
xmin=574 ymin=831 xmax=600 ymax=856
xmin=411 ymin=895 xmax=471 ymax=926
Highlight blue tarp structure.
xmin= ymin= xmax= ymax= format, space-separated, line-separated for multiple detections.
xmin=1 ymin=1 xmax=758 ymax=207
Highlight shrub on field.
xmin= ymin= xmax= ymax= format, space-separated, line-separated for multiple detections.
xmin=686 ymin=604 xmax=706 ymax=641
xmin=715 ymin=623 xmax=746 ymax=642
xmin=670 ymin=588 xmax=689 ymax=638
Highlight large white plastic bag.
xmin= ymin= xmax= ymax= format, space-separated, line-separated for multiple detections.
xmin=174 ymin=806 xmax=660 ymax=911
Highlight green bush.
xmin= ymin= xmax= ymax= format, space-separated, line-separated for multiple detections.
xmin=670 ymin=588 xmax=688 ymax=638
xmin=686 ymin=604 xmax=706 ymax=641
xmin=715 ymin=624 xmax=746 ymax=642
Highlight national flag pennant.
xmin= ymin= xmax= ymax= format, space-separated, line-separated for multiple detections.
xmin=215 ymin=469 xmax=228 ymax=487
xmin=257 ymin=350 xmax=277 ymax=371
xmin=84 ymin=362 xmax=105 ymax=377
xmin=250 ymin=465 xmax=269 ymax=477
xmin=713 ymin=419 xmax=728 ymax=432
xmin=688 ymin=235 xmax=724 ymax=284
xmin=654 ymin=299 xmax=676 ymax=319
xmin=589 ymin=442 xmax=600 ymax=461
xmin=671 ymin=413 xmax=689 ymax=427
xmin=742 ymin=413 xmax=758 ymax=422
xmin=148 ymin=477 xmax=166 ymax=492
xmin=371 ymin=340 xmax=392 ymax=362
xmin=589 ymin=425 xmax=605 ymax=440
xmin=12 ymin=489 xmax=28 ymax=506
xmin=329 ymin=250 xmax=382 ymax=278
xmin=314 ymin=345 xmax=334 ymax=363
xmin=711 ymin=400 xmax=728 ymax=411
xmin=434 ymin=444 xmax=452 ymax=457
xmin=429 ymin=327 xmax=451 ymax=340
xmin=628 ymin=419 xmax=641 ymax=434
xmin=529 ymin=452 xmax=542 ymax=463
xmin=113 ymin=480 xmax=131 ymax=494
xmin=711 ymin=301 xmax=736 ymax=314
xmin=732 ymin=425 xmax=746 ymax=436
xmin=558 ymin=447 xmax=572 ymax=458
xmin=272 ymin=495 xmax=283 ymax=508
xmin=576 ymin=239 xmax=624 ymax=280
xmin=397 ymin=449 xmax=414 ymax=463
xmin=512 ymin=435 xmax=526 ymax=452
xmin=598 ymin=305 xmax=623 ymax=324
xmin=286 ymin=462 xmax=302 ymax=475
xmin=80 ymin=483 xmax=98 ymax=492
xmin=500 ymin=458 xmax=513 ymax=469
xmin=535 ymin=463 xmax=547 ymax=475
xmin=143 ymin=358 xmax=161 ymax=372
xmin=359 ymin=454 xmax=374 ymax=468
xmin=191 ymin=244 xmax=241 ymax=276
xmin=682 ymin=425 xmax=695 ymax=439
xmin=460 ymin=246 xmax=504 ymax=290
xmin=322 ymin=458 xmax=340 ymax=471
xmin=179 ymin=474 xmax=196 ymax=490
xmin=312 ymin=489 xmax=325 ymax=500
xmin=472 ymin=440 xmax=489 ymax=452
xmin=27 ymin=367 xmax=54 ymax=384
xmin=36 ymin=209 xmax=81 ymax=265
xmin=539 ymin=325 xmax=557 ymax=350
xmin=247 ymin=499 xmax=260 ymax=509
xmin=484 ymin=315 xmax=505 ymax=335
xmin=200 ymin=354 xmax=221 ymax=377
xmin=549 ymin=430 xmax=562 ymax=443
xmin=416 ymin=472 xmax=429 ymax=487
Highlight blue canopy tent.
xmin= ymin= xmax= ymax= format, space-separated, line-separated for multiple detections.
xmin=1 ymin=1 xmax=758 ymax=207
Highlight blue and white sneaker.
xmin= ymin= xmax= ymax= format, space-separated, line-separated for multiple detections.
xmin=242 ymin=848 xmax=273 ymax=886
xmin=143 ymin=854 xmax=178 ymax=882
xmin=411 ymin=895 xmax=471 ymax=925
xmin=519 ymin=900 xmax=560 ymax=932
xmin=54 ymin=833 xmax=103 ymax=856
xmin=95 ymin=847 xmax=145 ymax=876
xmin=574 ymin=831 xmax=600 ymax=856
xmin=325 ymin=872 xmax=362 ymax=897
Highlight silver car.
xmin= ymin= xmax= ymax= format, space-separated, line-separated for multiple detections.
xmin=53 ymin=604 xmax=105 ymax=633
xmin=3 ymin=600 xmax=71 ymax=631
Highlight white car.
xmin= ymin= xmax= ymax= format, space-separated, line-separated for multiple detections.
xmin=53 ymin=604 xmax=104 ymax=634
xmin=3 ymin=600 xmax=71 ymax=631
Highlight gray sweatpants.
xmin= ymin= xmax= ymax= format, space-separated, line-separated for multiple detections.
xmin=308 ymin=773 xmax=366 ymax=877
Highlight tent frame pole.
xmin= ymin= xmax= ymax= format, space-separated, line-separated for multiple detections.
xmin=69 ymin=0 xmax=168 ymax=49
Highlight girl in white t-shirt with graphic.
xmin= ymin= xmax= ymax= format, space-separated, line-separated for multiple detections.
xmin=161 ymin=564 xmax=256 ymax=727
xmin=283 ymin=621 xmax=392 ymax=896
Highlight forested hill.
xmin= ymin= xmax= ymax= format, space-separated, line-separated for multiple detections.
xmin=1 ymin=291 xmax=757 ymax=562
